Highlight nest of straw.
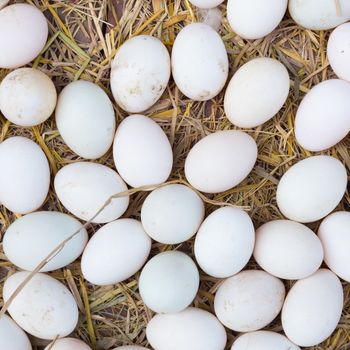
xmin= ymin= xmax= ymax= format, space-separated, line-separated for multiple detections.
xmin=0 ymin=0 xmax=349 ymax=349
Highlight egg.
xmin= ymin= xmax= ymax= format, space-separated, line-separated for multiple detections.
xmin=224 ymin=57 xmax=290 ymax=128
xmin=3 ymin=272 xmax=78 ymax=340
xmin=139 ymin=251 xmax=199 ymax=313
xmin=214 ymin=270 xmax=285 ymax=332
xmin=146 ymin=307 xmax=227 ymax=350
xmin=276 ymin=155 xmax=347 ymax=223
xmin=141 ymin=184 xmax=205 ymax=244
xmin=0 ymin=136 xmax=50 ymax=214
xmin=318 ymin=211 xmax=350 ymax=282
xmin=171 ymin=23 xmax=228 ymax=101
xmin=189 ymin=0 xmax=224 ymax=9
xmin=110 ymin=35 xmax=170 ymax=113
xmin=81 ymin=219 xmax=151 ymax=286
xmin=185 ymin=130 xmax=257 ymax=193
xmin=113 ymin=347 xmax=149 ymax=350
xmin=282 ymin=269 xmax=343 ymax=346
xmin=0 ymin=314 xmax=32 ymax=350
xmin=295 ymin=79 xmax=350 ymax=151
xmin=194 ymin=207 xmax=255 ymax=278
xmin=55 ymin=80 xmax=116 ymax=159
xmin=54 ymin=162 xmax=129 ymax=224
xmin=327 ymin=23 xmax=350 ymax=82
xmin=44 ymin=338 xmax=91 ymax=350
xmin=3 ymin=211 xmax=88 ymax=272
xmin=197 ymin=7 xmax=222 ymax=32
xmin=0 ymin=0 xmax=9 ymax=10
xmin=0 ymin=4 xmax=48 ymax=68
xmin=227 ymin=0 xmax=287 ymax=39
xmin=289 ymin=0 xmax=350 ymax=30
xmin=254 ymin=220 xmax=323 ymax=279
xmin=0 ymin=68 xmax=57 ymax=127
xmin=113 ymin=114 xmax=173 ymax=187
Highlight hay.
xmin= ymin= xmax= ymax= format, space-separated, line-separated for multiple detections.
xmin=0 ymin=0 xmax=349 ymax=349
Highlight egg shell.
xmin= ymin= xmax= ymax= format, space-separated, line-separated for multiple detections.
xmin=224 ymin=57 xmax=290 ymax=128
xmin=185 ymin=130 xmax=257 ymax=193
xmin=197 ymin=7 xmax=222 ymax=32
xmin=214 ymin=270 xmax=285 ymax=332
xmin=0 ymin=136 xmax=50 ymax=214
xmin=295 ymin=79 xmax=350 ymax=151
xmin=81 ymin=219 xmax=151 ymax=286
xmin=194 ymin=207 xmax=255 ymax=278
xmin=282 ymin=269 xmax=343 ymax=346
xmin=171 ymin=23 xmax=228 ymax=101
xmin=54 ymin=162 xmax=129 ymax=224
xmin=189 ymin=0 xmax=224 ymax=9
xmin=3 ymin=211 xmax=88 ymax=272
xmin=141 ymin=184 xmax=205 ymax=244
xmin=113 ymin=114 xmax=173 ymax=187
xmin=139 ymin=251 xmax=199 ymax=313
xmin=227 ymin=0 xmax=287 ymax=39
xmin=113 ymin=347 xmax=149 ymax=350
xmin=0 ymin=314 xmax=32 ymax=350
xmin=44 ymin=338 xmax=91 ymax=350
xmin=254 ymin=220 xmax=323 ymax=280
xmin=318 ymin=211 xmax=350 ymax=282
xmin=3 ymin=272 xmax=79 ymax=340
xmin=276 ymin=155 xmax=347 ymax=223
xmin=0 ymin=4 xmax=48 ymax=68
xmin=0 ymin=0 xmax=9 ymax=10
xmin=289 ymin=0 xmax=350 ymax=30
xmin=146 ymin=307 xmax=227 ymax=350
xmin=110 ymin=35 xmax=170 ymax=113
xmin=55 ymin=80 xmax=115 ymax=159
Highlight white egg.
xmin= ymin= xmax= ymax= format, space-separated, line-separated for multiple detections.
xmin=141 ymin=184 xmax=205 ymax=244
xmin=56 ymin=80 xmax=115 ymax=159
xmin=282 ymin=269 xmax=343 ymax=347
xmin=0 ymin=314 xmax=32 ymax=350
xmin=295 ymin=79 xmax=350 ymax=151
xmin=224 ymin=57 xmax=290 ymax=128
xmin=194 ymin=207 xmax=255 ymax=278
xmin=189 ymin=0 xmax=224 ymax=9
xmin=289 ymin=0 xmax=350 ymax=30
xmin=111 ymin=35 xmax=170 ymax=113
xmin=54 ymin=162 xmax=129 ymax=224
xmin=227 ymin=0 xmax=287 ymax=39
xmin=171 ymin=23 xmax=228 ymax=101
xmin=44 ymin=338 xmax=91 ymax=350
xmin=113 ymin=347 xmax=149 ymax=350
xmin=0 ymin=4 xmax=48 ymax=68
xmin=81 ymin=219 xmax=151 ymax=286
xmin=113 ymin=114 xmax=173 ymax=187
xmin=3 ymin=272 xmax=79 ymax=340
xmin=139 ymin=251 xmax=199 ymax=313
xmin=276 ymin=155 xmax=347 ymax=223
xmin=185 ymin=130 xmax=257 ymax=193
xmin=318 ymin=211 xmax=350 ymax=282
xmin=197 ymin=7 xmax=222 ymax=32
xmin=146 ymin=307 xmax=227 ymax=350
xmin=254 ymin=220 xmax=323 ymax=279
xmin=3 ymin=211 xmax=88 ymax=272
xmin=0 ymin=136 xmax=50 ymax=214
xmin=0 ymin=0 xmax=9 ymax=10
xmin=214 ymin=270 xmax=285 ymax=332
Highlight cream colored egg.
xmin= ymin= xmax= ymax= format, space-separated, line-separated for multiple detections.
xmin=44 ymin=338 xmax=91 ymax=350
xmin=171 ymin=23 xmax=228 ymax=101
xmin=55 ymin=162 xmax=128 ymax=223
xmin=189 ymin=0 xmax=224 ymax=9
xmin=0 ymin=0 xmax=9 ymax=10
xmin=214 ymin=270 xmax=285 ymax=332
xmin=282 ymin=269 xmax=343 ymax=346
xmin=276 ymin=156 xmax=347 ymax=223
xmin=185 ymin=130 xmax=257 ymax=193
xmin=224 ymin=57 xmax=290 ymax=128
xmin=0 ymin=136 xmax=50 ymax=214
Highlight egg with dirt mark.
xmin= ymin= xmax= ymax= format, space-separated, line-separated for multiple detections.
xmin=44 ymin=338 xmax=91 ymax=350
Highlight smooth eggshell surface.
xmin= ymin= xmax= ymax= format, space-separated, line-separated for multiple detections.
xmin=112 ymin=347 xmax=149 ymax=350
xmin=44 ymin=338 xmax=91 ymax=350
xmin=171 ymin=23 xmax=228 ymax=101
xmin=3 ymin=272 xmax=78 ymax=340
xmin=0 ymin=136 xmax=50 ymax=214
xmin=282 ymin=269 xmax=343 ymax=347
xmin=81 ymin=219 xmax=151 ymax=286
xmin=276 ymin=155 xmax=347 ymax=223
xmin=214 ymin=270 xmax=285 ymax=332
xmin=185 ymin=130 xmax=257 ymax=193
xmin=224 ymin=57 xmax=290 ymax=128
xmin=194 ymin=207 xmax=255 ymax=278
xmin=189 ymin=0 xmax=224 ymax=9
xmin=146 ymin=307 xmax=227 ymax=350
xmin=54 ymin=162 xmax=129 ymax=224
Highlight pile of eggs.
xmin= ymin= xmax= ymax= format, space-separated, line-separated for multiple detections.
xmin=0 ymin=0 xmax=350 ymax=349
